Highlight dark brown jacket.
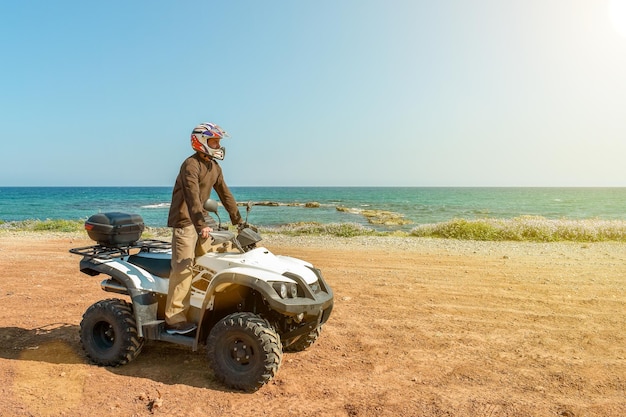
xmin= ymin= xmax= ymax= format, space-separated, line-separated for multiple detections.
xmin=167 ymin=153 xmax=242 ymax=232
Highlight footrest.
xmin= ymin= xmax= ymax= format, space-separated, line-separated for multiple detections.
xmin=142 ymin=320 xmax=197 ymax=348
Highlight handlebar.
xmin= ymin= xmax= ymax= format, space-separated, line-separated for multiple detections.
xmin=208 ymin=230 xmax=235 ymax=245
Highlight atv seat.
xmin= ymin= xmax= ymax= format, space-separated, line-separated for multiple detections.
xmin=128 ymin=254 xmax=171 ymax=279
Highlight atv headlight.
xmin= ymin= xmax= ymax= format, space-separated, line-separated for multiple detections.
xmin=274 ymin=283 xmax=288 ymax=298
xmin=286 ymin=283 xmax=297 ymax=298
xmin=272 ymin=282 xmax=298 ymax=298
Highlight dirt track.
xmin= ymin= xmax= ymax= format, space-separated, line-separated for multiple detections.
xmin=0 ymin=234 xmax=625 ymax=416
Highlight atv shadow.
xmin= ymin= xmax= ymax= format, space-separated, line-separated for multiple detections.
xmin=0 ymin=323 xmax=83 ymax=363
xmin=0 ymin=324 xmax=229 ymax=391
xmin=111 ymin=341 xmax=231 ymax=391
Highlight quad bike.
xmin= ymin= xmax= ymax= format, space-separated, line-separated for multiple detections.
xmin=69 ymin=200 xmax=333 ymax=392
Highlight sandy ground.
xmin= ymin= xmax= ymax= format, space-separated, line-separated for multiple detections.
xmin=0 ymin=233 xmax=625 ymax=417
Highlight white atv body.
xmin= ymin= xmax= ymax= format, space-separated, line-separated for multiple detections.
xmin=70 ymin=208 xmax=333 ymax=392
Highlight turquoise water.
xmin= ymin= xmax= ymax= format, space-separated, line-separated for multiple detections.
xmin=1 ymin=187 xmax=625 ymax=230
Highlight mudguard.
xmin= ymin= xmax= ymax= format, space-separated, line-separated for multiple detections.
xmin=205 ymin=265 xmax=334 ymax=318
xmin=78 ymin=257 xmax=168 ymax=337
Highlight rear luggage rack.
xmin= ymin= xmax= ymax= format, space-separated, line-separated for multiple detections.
xmin=69 ymin=239 xmax=171 ymax=260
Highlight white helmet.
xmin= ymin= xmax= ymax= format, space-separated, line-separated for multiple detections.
xmin=190 ymin=122 xmax=230 ymax=160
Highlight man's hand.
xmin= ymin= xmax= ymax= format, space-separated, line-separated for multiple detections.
xmin=238 ymin=222 xmax=258 ymax=232
xmin=200 ymin=226 xmax=213 ymax=239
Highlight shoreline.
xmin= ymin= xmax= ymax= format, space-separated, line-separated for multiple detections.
xmin=4 ymin=187 xmax=626 ymax=237
xmin=4 ymin=215 xmax=626 ymax=242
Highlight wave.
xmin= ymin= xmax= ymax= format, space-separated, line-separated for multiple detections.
xmin=141 ymin=203 xmax=170 ymax=209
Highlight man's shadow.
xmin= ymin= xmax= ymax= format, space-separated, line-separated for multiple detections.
xmin=0 ymin=324 xmax=229 ymax=391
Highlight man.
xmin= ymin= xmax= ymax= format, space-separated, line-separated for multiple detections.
xmin=165 ymin=122 xmax=242 ymax=335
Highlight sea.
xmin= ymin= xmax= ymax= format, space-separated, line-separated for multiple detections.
xmin=1 ymin=187 xmax=625 ymax=231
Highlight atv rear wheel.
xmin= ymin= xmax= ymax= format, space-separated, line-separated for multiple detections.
xmin=206 ymin=312 xmax=282 ymax=392
xmin=80 ymin=298 xmax=144 ymax=367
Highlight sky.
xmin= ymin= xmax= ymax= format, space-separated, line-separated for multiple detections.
xmin=1 ymin=0 xmax=626 ymax=187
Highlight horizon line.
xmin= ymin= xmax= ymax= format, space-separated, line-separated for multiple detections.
xmin=2 ymin=185 xmax=626 ymax=188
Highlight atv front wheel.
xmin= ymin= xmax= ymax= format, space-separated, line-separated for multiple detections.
xmin=80 ymin=298 xmax=144 ymax=367
xmin=206 ymin=312 xmax=282 ymax=392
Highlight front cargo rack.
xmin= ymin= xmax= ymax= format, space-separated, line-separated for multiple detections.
xmin=69 ymin=239 xmax=171 ymax=260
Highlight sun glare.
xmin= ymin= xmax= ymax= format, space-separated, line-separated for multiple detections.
xmin=609 ymin=0 xmax=626 ymax=38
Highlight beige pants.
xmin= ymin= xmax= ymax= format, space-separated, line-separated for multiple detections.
xmin=165 ymin=225 xmax=198 ymax=325
xmin=165 ymin=225 xmax=223 ymax=325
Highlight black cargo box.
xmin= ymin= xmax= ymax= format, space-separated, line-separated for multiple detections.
xmin=85 ymin=212 xmax=145 ymax=247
